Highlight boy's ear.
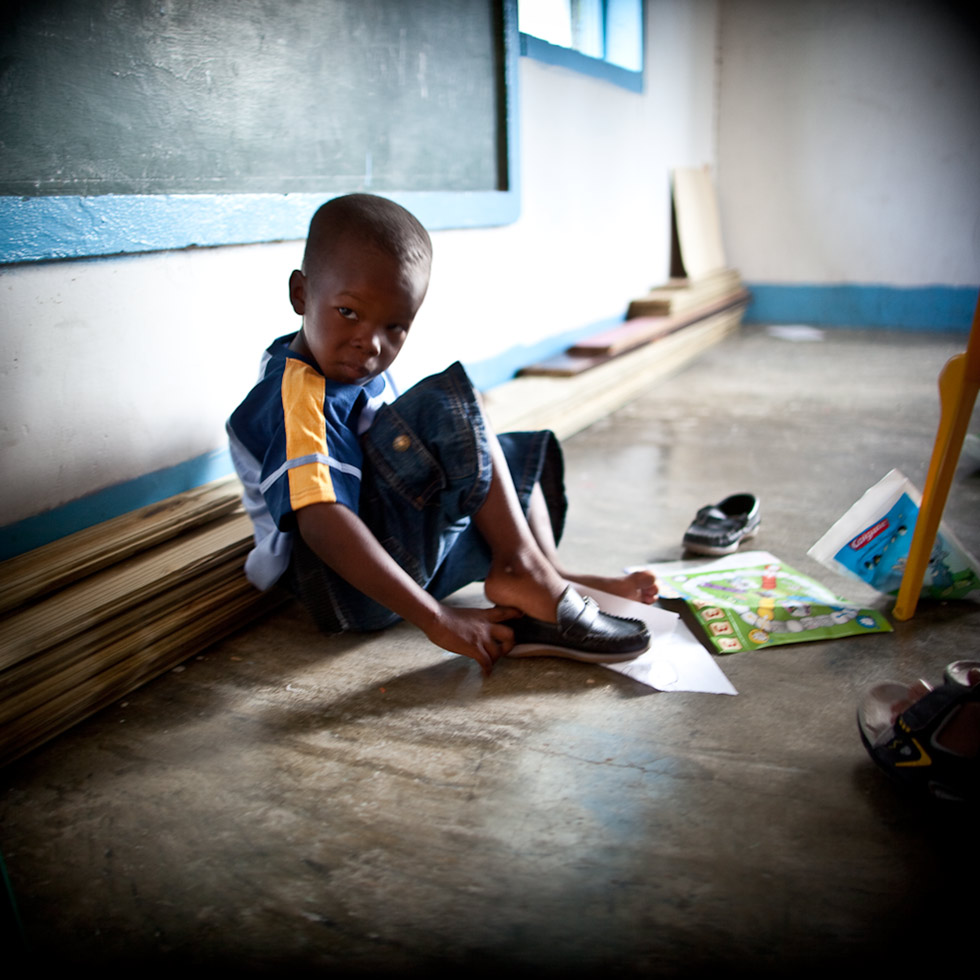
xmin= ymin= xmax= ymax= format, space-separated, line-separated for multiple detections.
xmin=288 ymin=269 xmax=307 ymax=316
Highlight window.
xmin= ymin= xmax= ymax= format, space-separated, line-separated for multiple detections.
xmin=519 ymin=0 xmax=643 ymax=90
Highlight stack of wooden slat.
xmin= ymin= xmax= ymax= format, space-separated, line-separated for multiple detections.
xmin=0 ymin=476 xmax=286 ymax=767
xmin=626 ymin=267 xmax=745 ymax=319
xmin=519 ymin=165 xmax=748 ymax=378
xmin=520 ymin=283 xmax=749 ymax=377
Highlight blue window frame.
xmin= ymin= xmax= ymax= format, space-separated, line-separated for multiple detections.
xmin=519 ymin=0 xmax=644 ymax=92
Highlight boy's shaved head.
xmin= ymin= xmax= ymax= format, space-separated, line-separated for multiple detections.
xmin=288 ymin=194 xmax=431 ymax=385
xmin=303 ymin=193 xmax=432 ymax=279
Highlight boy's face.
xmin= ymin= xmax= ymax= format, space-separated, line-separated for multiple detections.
xmin=289 ymin=239 xmax=428 ymax=385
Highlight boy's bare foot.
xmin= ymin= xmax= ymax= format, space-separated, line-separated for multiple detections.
xmin=566 ymin=569 xmax=659 ymax=605
xmin=484 ymin=556 xmax=566 ymax=623
xmin=485 ymin=562 xmax=658 ymax=622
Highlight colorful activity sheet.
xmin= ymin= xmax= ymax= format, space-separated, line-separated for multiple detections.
xmin=640 ymin=551 xmax=892 ymax=655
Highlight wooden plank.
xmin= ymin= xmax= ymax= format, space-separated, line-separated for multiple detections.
xmin=567 ymin=289 xmax=750 ymax=359
xmin=0 ymin=585 xmax=287 ymax=768
xmin=672 ymin=165 xmax=727 ymax=279
xmin=568 ymin=314 xmax=679 ymax=359
xmin=627 ymin=268 xmax=743 ymax=318
xmin=520 ymin=292 xmax=745 ymax=376
xmin=0 ymin=512 xmax=254 ymax=671
xmin=0 ymin=558 xmax=250 ymax=723
xmin=516 ymin=352 xmax=610 ymax=378
xmin=0 ymin=572 xmax=274 ymax=729
xmin=0 ymin=475 xmax=243 ymax=615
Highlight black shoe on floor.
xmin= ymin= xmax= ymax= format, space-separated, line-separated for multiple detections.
xmin=504 ymin=586 xmax=649 ymax=663
xmin=683 ymin=493 xmax=760 ymax=556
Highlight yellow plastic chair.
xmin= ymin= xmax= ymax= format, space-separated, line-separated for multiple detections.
xmin=893 ymin=295 xmax=980 ymax=620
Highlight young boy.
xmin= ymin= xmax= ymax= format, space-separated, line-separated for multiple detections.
xmin=227 ymin=194 xmax=657 ymax=674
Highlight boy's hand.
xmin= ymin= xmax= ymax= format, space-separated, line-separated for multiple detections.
xmin=423 ymin=604 xmax=521 ymax=676
xmin=296 ymin=502 xmax=520 ymax=674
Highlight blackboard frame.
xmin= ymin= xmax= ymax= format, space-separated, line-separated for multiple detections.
xmin=0 ymin=0 xmax=520 ymax=265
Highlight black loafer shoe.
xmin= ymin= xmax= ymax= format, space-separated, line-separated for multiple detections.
xmin=683 ymin=493 xmax=760 ymax=556
xmin=504 ymin=586 xmax=650 ymax=663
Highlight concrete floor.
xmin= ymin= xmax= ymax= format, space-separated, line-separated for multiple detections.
xmin=2 ymin=325 xmax=979 ymax=976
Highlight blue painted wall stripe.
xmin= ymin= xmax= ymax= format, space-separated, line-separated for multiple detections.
xmin=0 ymin=449 xmax=233 ymax=562
xmin=744 ymin=283 xmax=978 ymax=331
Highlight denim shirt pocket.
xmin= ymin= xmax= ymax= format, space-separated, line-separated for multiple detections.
xmin=361 ymin=404 xmax=447 ymax=511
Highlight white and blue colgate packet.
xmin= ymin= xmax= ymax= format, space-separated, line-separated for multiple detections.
xmin=809 ymin=469 xmax=980 ymax=600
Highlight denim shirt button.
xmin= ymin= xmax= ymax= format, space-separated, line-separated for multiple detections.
xmin=392 ymin=434 xmax=411 ymax=452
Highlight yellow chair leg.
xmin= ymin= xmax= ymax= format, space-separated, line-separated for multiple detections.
xmin=893 ymin=299 xmax=980 ymax=620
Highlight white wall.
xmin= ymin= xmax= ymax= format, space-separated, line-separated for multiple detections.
xmin=0 ymin=1 xmax=720 ymax=531
xmin=717 ymin=0 xmax=980 ymax=286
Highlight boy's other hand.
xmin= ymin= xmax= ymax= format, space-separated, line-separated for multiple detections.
xmin=425 ymin=604 xmax=520 ymax=675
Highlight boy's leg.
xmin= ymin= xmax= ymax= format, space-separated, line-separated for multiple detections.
xmin=473 ymin=429 xmax=569 ymax=621
xmin=466 ymin=426 xmax=652 ymax=657
xmin=524 ymin=483 xmax=659 ymax=605
xmin=423 ymin=429 xmax=565 ymax=602
xmin=427 ymin=428 xmax=656 ymax=608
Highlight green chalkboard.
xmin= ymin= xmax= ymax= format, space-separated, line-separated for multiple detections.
xmin=0 ymin=0 xmax=508 ymax=197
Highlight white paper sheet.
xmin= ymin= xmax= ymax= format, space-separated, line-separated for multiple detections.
xmin=604 ymin=616 xmax=737 ymax=694
xmin=510 ymin=586 xmax=738 ymax=696
xmin=766 ymin=324 xmax=825 ymax=342
xmin=637 ymin=550 xmax=784 ymax=588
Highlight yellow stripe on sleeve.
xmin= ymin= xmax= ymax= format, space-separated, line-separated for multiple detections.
xmin=281 ymin=358 xmax=337 ymax=509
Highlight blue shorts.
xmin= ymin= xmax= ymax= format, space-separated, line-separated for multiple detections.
xmin=285 ymin=361 xmax=566 ymax=633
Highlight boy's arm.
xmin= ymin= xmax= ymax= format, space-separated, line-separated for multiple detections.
xmin=294 ymin=502 xmax=518 ymax=674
